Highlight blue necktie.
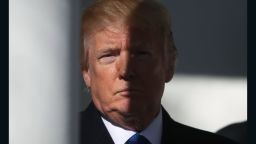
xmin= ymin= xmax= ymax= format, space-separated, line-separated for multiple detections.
xmin=125 ymin=133 xmax=151 ymax=144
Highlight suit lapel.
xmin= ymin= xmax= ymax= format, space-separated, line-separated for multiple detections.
xmin=161 ymin=106 xmax=185 ymax=144
xmin=80 ymin=102 xmax=114 ymax=144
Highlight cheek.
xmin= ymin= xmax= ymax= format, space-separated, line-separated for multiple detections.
xmin=137 ymin=57 xmax=165 ymax=78
xmin=92 ymin=65 xmax=117 ymax=84
xmin=89 ymin=65 xmax=117 ymax=100
xmin=138 ymin=59 xmax=166 ymax=95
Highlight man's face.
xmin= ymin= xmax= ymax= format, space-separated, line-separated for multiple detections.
xmin=83 ymin=23 xmax=172 ymax=130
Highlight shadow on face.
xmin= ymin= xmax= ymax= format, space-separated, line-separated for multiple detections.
xmin=81 ymin=0 xmax=176 ymax=130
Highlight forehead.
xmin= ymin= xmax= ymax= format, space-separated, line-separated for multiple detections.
xmin=90 ymin=24 xmax=154 ymax=48
xmin=97 ymin=25 xmax=128 ymax=42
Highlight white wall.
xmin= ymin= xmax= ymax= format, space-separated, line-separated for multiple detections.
xmin=10 ymin=0 xmax=80 ymax=144
xmin=162 ymin=74 xmax=247 ymax=132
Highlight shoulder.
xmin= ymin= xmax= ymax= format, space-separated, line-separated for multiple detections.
xmin=161 ymin=106 xmax=239 ymax=144
xmin=80 ymin=102 xmax=114 ymax=144
xmin=80 ymin=102 xmax=98 ymax=123
xmin=217 ymin=121 xmax=247 ymax=144
xmin=80 ymin=103 xmax=99 ymax=143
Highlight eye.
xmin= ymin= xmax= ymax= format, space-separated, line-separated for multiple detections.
xmin=98 ymin=54 xmax=117 ymax=64
xmin=134 ymin=50 xmax=152 ymax=58
xmin=137 ymin=51 xmax=150 ymax=55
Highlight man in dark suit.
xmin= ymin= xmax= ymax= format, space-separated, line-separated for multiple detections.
xmin=80 ymin=0 xmax=238 ymax=143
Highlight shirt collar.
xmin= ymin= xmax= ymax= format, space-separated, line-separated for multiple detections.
xmin=101 ymin=109 xmax=162 ymax=144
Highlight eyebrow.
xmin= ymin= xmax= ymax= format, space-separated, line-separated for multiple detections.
xmin=96 ymin=48 xmax=120 ymax=55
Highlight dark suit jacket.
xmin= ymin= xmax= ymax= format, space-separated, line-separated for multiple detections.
xmin=217 ymin=121 xmax=247 ymax=144
xmin=80 ymin=102 xmax=238 ymax=144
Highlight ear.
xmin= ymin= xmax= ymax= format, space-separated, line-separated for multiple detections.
xmin=82 ymin=70 xmax=91 ymax=88
xmin=165 ymin=59 xmax=176 ymax=82
xmin=165 ymin=68 xmax=174 ymax=82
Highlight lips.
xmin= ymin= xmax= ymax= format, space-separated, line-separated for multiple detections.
xmin=115 ymin=88 xmax=141 ymax=96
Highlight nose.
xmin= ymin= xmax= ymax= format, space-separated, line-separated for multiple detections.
xmin=116 ymin=51 xmax=135 ymax=80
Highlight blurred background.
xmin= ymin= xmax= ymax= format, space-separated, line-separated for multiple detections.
xmin=10 ymin=0 xmax=247 ymax=144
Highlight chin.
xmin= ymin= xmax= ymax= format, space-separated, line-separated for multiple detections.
xmin=105 ymin=102 xmax=154 ymax=131
xmin=116 ymin=103 xmax=133 ymax=114
xmin=117 ymin=105 xmax=147 ymax=120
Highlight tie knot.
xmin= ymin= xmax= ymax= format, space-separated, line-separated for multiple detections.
xmin=125 ymin=133 xmax=151 ymax=144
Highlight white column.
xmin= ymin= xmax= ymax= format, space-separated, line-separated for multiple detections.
xmin=10 ymin=0 xmax=80 ymax=144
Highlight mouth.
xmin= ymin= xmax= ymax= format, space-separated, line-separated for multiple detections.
xmin=115 ymin=88 xmax=141 ymax=97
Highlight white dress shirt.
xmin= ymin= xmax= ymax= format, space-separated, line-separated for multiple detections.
xmin=101 ymin=109 xmax=163 ymax=144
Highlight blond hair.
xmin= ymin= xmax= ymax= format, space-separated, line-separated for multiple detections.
xmin=80 ymin=0 xmax=176 ymax=71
